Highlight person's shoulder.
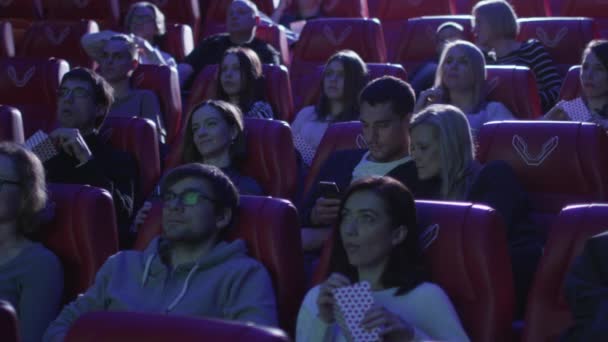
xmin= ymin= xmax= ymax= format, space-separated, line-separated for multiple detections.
xmin=301 ymin=284 xmax=322 ymax=308
xmin=405 ymin=282 xmax=450 ymax=302
xmin=22 ymin=243 xmax=62 ymax=270
xmin=485 ymin=101 xmax=514 ymax=117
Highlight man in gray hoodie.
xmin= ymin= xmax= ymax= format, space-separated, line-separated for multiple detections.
xmin=44 ymin=164 xmax=278 ymax=341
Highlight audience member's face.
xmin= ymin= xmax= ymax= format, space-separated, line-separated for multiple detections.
xmin=436 ymin=27 xmax=464 ymax=55
xmin=340 ymin=189 xmax=396 ymax=270
xmin=581 ymin=50 xmax=608 ymax=100
xmin=226 ymin=0 xmax=257 ymax=34
xmin=56 ymin=79 xmax=99 ymax=130
xmin=220 ymin=53 xmax=243 ymax=97
xmin=0 ymin=154 xmax=21 ymax=222
xmin=191 ymin=104 xmax=235 ymax=161
xmin=473 ymin=13 xmax=493 ymax=48
xmin=323 ymin=60 xmax=345 ymax=101
xmin=360 ymin=101 xmax=409 ymax=163
xmin=441 ymin=46 xmax=474 ymax=91
xmin=129 ymin=6 xmax=157 ymax=42
xmin=162 ymin=177 xmax=221 ymax=243
xmin=99 ymin=39 xmax=135 ymax=83
xmin=410 ymin=124 xmax=441 ymax=180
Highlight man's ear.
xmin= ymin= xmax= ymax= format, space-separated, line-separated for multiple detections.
xmin=391 ymin=225 xmax=407 ymax=246
xmin=216 ymin=208 xmax=233 ymax=230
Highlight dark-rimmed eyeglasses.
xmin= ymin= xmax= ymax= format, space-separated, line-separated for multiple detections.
xmin=162 ymin=189 xmax=216 ymax=207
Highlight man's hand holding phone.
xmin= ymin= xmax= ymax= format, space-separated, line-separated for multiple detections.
xmin=310 ymin=182 xmax=341 ymax=226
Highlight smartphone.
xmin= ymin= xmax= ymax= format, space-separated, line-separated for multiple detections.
xmin=319 ymin=181 xmax=341 ymax=199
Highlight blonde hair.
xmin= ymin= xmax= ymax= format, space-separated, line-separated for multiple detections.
xmin=435 ymin=40 xmax=486 ymax=110
xmin=124 ymin=1 xmax=166 ymax=35
xmin=472 ymin=0 xmax=519 ymax=40
xmin=410 ymin=104 xmax=475 ymax=200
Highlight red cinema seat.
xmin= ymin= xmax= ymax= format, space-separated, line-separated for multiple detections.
xmin=133 ymin=195 xmax=306 ymax=335
xmin=389 ymin=15 xmax=474 ymax=74
xmin=517 ymin=17 xmax=597 ymax=77
xmin=293 ymin=62 xmax=407 ymax=113
xmin=131 ymin=64 xmax=182 ymax=145
xmin=120 ymin=0 xmax=200 ymax=43
xmin=0 ymin=105 xmax=24 ymax=143
xmin=485 ymin=65 xmax=543 ymax=119
xmin=185 ymin=63 xmax=294 ymax=122
xmin=0 ymin=21 xmax=15 ymax=58
xmin=159 ymin=23 xmax=194 ymax=62
xmin=18 ymin=20 xmax=99 ymax=69
xmin=165 ymin=118 xmax=298 ymax=199
xmin=291 ymin=18 xmax=387 ymax=80
xmin=66 ymin=311 xmax=290 ymax=342
xmin=0 ymin=301 xmax=18 ymax=342
xmin=521 ymin=203 xmax=608 ymax=342
xmin=283 ymin=0 xmax=368 ymax=18
xmin=477 ymin=121 xmax=608 ymax=237
xmin=556 ymin=0 xmax=608 ymax=38
xmin=101 ymin=116 xmax=160 ymax=203
xmin=42 ymin=0 xmax=120 ymax=29
xmin=43 ymin=183 xmax=119 ymax=302
xmin=559 ymin=65 xmax=581 ymax=101
xmin=300 ymin=121 xmax=363 ymax=202
xmin=0 ymin=0 xmax=43 ymax=45
xmin=0 ymin=57 xmax=69 ymax=137
xmin=453 ymin=0 xmax=551 ymax=16
xmin=313 ymin=201 xmax=516 ymax=342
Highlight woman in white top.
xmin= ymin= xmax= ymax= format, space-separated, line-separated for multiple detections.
xmin=545 ymin=39 xmax=608 ymax=129
xmin=414 ymin=40 xmax=514 ymax=138
xmin=291 ymin=50 xmax=368 ymax=166
xmin=296 ymin=176 xmax=470 ymax=342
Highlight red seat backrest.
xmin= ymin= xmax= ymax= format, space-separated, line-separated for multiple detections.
xmin=291 ymin=18 xmax=387 ymax=80
xmin=477 ymin=121 xmax=608 ymax=236
xmin=453 ymin=0 xmax=551 ymax=16
xmin=559 ymin=65 xmax=581 ymax=101
xmin=313 ymin=200 xmax=515 ymax=342
xmin=185 ymin=63 xmax=294 ymax=122
xmin=18 ymin=19 xmax=99 ymax=69
xmin=0 ymin=105 xmax=24 ymax=143
xmin=0 ymin=0 xmax=43 ymax=45
xmin=301 ymin=121 xmax=363 ymax=202
xmin=0 ymin=56 xmax=69 ymax=137
xmin=517 ymin=17 xmax=597 ymax=77
xmin=133 ymin=195 xmax=306 ymax=335
xmin=120 ymin=0 xmax=200 ymax=42
xmin=159 ymin=23 xmax=194 ymax=62
xmin=66 ymin=311 xmax=290 ymax=342
xmin=555 ymin=0 xmax=608 ymax=36
xmin=132 ymin=64 xmax=182 ymax=145
xmin=43 ymin=183 xmax=119 ymax=302
xmin=485 ymin=65 xmax=543 ymax=119
xmin=0 ymin=301 xmax=18 ymax=342
xmin=42 ymin=0 xmax=120 ymax=29
xmin=101 ymin=116 xmax=160 ymax=202
xmin=521 ymin=203 xmax=608 ymax=342
xmin=389 ymin=15 xmax=474 ymax=72
xmin=293 ymin=62 xmax=407 ymax=113
xmin=0 ymin=21 xmax=15 ymax=58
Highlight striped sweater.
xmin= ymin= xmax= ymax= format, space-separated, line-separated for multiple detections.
xmin=493 ymin=39 xmax=562 ymax=112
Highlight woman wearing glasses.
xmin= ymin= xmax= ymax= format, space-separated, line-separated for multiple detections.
xmin=0 ymin=142 xmax=63 ymax=342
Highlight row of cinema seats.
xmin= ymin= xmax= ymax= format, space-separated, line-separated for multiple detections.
xmin=1 ymin=181 xmax=606 ymax=342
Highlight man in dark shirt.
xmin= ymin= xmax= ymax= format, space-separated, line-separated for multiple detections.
xmin=300 ymin=76 xmax=420 ymax=252
xmin=182 ymin=0 xmax=281 ymax=87
xmin=45 ymin=67 xmax=137 ymax=247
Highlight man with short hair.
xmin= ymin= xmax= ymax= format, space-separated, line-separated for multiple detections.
xmin=300 ymin=76 xmax=420 ymax=251
xmin=182 ymin=0 xmax=281 ymax=87
xmin=45 ymin=67 xmax=137 ymax=246
xmin=44 ymin=164 xmax=278 ymax=342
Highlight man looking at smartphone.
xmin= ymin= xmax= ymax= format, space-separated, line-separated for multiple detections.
xmin=300 ymin=76 xmax=420 ymax=252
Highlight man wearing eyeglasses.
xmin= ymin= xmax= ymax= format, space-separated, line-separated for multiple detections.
xmin=44 ymin=163 xmax=278 ymax=342
xmin=44 ymin=67 xmax=137 ymax=247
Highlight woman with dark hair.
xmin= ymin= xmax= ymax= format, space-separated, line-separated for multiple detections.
xmin=296 ymin=176 xmax=469 ymax=341
xmin=0 ymin=142 xmax=63 ymax=342
xmin=217 ymin=47 xmax=274 ymax=119
xmin=545 ymin=40 xmax=608 ymax=129
xmin=291 ymin=50 xmax=368 ymax=166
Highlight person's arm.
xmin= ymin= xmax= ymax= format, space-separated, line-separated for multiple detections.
xmin=295 ymin=286 xmax=335 ymax=342
xmin=487 ymin=101 xmax=515 ymax=120
xmin=525 ymin=41 xmax=562 ymax=112
xmin=247 ymin=101 xmax=274 ymax=119
xmin=563 ymin=235 xmax=608 ymax=341
xmin=543 ymin=100 xmax=570 ymax=121
xmin=80 ymin=30 xmax=119 ymax=62
xmin=19 ymin=249 xmax=63 ymax=342
xmin=223 ymin=260 xmax=278 ymax=326
xmin=43 ymin=255 xmax=118 ymax=342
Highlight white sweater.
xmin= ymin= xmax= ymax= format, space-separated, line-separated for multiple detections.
xmin=296 ymin=282 xmax=470 ymax=342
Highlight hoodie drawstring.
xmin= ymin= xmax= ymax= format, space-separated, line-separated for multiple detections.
xmin=141 ymin=253 xmax=155 ymax=287
xmin=166 ymin=264 xmax=199 ymax=313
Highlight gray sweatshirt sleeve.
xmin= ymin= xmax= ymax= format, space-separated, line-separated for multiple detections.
xmin=43 ymin=255 xmax=117 ymax=342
